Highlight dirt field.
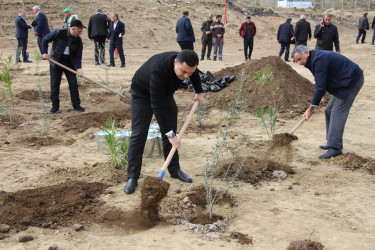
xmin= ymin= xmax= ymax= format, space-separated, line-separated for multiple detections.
xmin=1 ymin=0 xmax=375 ymax=249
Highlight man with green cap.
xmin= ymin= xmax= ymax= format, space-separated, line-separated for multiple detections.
xmin=63 ymin=8 xmax=76 ymax=29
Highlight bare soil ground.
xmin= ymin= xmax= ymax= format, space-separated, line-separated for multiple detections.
xmin=0 ymin=0 xmax=375 ymax=249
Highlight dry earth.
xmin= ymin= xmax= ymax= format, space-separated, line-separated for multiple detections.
xmin=0 ymin=0 xmax=375 ymax=249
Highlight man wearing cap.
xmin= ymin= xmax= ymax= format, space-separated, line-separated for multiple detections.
xmin=15 ymin=9 xmax=32 ymax=63
xmin=277 ymin=17 xmax=295 ymax=62
xmin=63 ymin=8 xmax=76 ymax=29
xmin=88 ymin=9 xmax=110 ymax=65
xmin=106 ymin=13 xmax=125 ymax=67
xmin=41 ymin=19 xmax=86 ymax=114
xmin=239 ymin=16 xmax=256 ymax=61
xmin=210 ymin=14 xmax=225 ymax=61
xmin=32 ymin=5 xmax=50 ymax=54
xmin=176 ymin=11 xmax=195 ymax=50
xmin=294 ymin=14 xmax=311 ymax=46
xmin=200 ymin=14 xmax=213 ymax=60
xmin=356 ymin=12 xmax=369 ymax=44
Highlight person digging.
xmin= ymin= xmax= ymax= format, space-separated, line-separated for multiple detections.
xmin=292 ymin=45 xmax=364 ymax=159
xmin=124 ymin=50 xmax=204 ymax=194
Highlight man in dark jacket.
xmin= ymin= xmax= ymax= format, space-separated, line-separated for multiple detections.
xmin=314 ymin=14 xmax=340 ymax=53
xmin=292 ymin=45 xmax=363 ymax=159
xmin=124 ymin=50 xmax=204 ymax=194
xmin=372 ymin=16 xmax=375 ymax=45
xmin=106 ymin=13 xmax=125 ymax=67
xmin=42 ymin=19 xmax=86 ymax=114
xmin=239 ymin=16 xmax=256 ymax=61
xmin=88 ymin=9 xmax=110 ymax=65
xmin=15 ymin=9 xmax=32 ymax=63
xmin=176 ymin=11 xmax=195 ymax=50
xmin=294 ymin=14 xmax=311 ymax=46
xmin=356 ymin=12 xmax=370 ymax=44
xmin=200 ymin=14 xmax=213 ymax=60
xmin=277 ymin=17 xmax=295 ymax=62
xmin=32 ymin=5 xmax=50 ymax=54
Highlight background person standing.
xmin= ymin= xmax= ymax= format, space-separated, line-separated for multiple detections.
xmin=88 ymin=9 xmax=110 ymax=65
xmin=32 ymin=5 xmax=50 ymax=54
xmin=176 ymin=11 xmax=195 ymax=50
xmin=210 ymin=14 xmax=225 ymax=61
xmin=314 ymin=14 xmax=340 ymax=53
xmin=356 ymin=12 xmax=369 ymax=44
xmin=277 ymin=17 xmax=295 ymax=62
xmin=239 ymin=16 xmax=256 ymax=61
xmin=62 ymin=8 xmax=76 ymax=29
xmin=372 ymin=16 xmax=375 ymax=45
xmin=15 ymin=9 xmax=32 ymax=63
xmin=294 ymin=14 xmax=311 ymax=46
xmin=106 ymin=13 xmax=125 ymax=67
xmin=200 ymin=14 xmax=213 ymax=60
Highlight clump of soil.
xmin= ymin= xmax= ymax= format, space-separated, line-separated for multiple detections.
xmin=335 ymin=152 xmax=375 ymax=174
xmin=216 ymin=156 xmax=295 ymax=184
xmin=210 ymin=56 xmax=314 ymax=114
xmin=186 ymin=184 xmax=236 ymax=208
xmin=229 ymin=231 xmax=253 ymax=245
xmin=140 ymin=176 xmax=170 ymax=227
xmin=287 ymin=239 xmax=325 ymax=250
xmin=190 ymin=213 xmax=224 ymax=225
xmin=0 ymin=181 xmax=107 ymax=231
xmin=20 ymin=136 xmax=65 ymax=147
xmin=272 ymin=133 xmax=298 ymax=147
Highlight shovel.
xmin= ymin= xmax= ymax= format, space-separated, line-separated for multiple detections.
xmin=289 ymin=117 xmax=307 ymax=135
xmin=157 ymin=101 xmax=199 ymax=180
xmin=48 ymin=58 xmax=130 ymax=101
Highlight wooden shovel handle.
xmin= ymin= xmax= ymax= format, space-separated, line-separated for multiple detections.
xmin=290 ymin=118 xmax=306 ymax=134
xmin=160 ymin=101 xmax=199 ymax=172
xmin=48 ymin=58 xmax=129 ymax=100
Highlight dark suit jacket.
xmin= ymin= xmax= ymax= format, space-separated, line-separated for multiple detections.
xmin=34 ymin=11 xmax=50 ymax=37
xmin=175 ymin=16 xmax=195 ymax=42
xmin=15 ymin=15 xmax=31 ymax=39
xmin=314 ymin=23 xmax=340 ymax=52
xmin=88 ymin=13 xmax=110 ymax=39
xmin=277 ymin=22 xmax=294 ymax=43
xmin=294 ymin=19 xmax=311 ymax=42
xmin=107 ymin=20 xmax=125 ymax=44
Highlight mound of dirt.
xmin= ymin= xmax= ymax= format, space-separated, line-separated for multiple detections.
xmin=217 ymin=156 xmax=295 ymax=184
xmin=210 ymin=56 xmax=315 ymax=114
xmin=287 ymin=239 xmax=325 ymax=250
xmin=335 ymin=152 xmax=375 ymax=174
xmin=0 ymin=181 xmax=107 ymax=231
xmin=187 ymin=184 xmax=236 ymax=209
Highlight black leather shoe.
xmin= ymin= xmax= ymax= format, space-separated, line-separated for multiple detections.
xmin=23 ymin=60 xmax=33 ymax=63
xmin=107 ymin=64 xmax=115 ymax=67
xmin=319 ymin=145 xmax=330 ymax=150
xmin=170 ymin=169 xmax=192 ymax=183
xmin=48 ymin=107 xmax=59 ymax=114
xmin=319 ymin=148 xmax=342 ymax=159
xmin=124 ymin=179 xmax=138 ymax=194
xmin=207 ymin=57 xmax=211 ymax=60
xmin=121 ymin=64 xmax=125 ymax=68
xmin=95 ymin=62 xmax=100 ymax=66
xmin=73 ymin=105 xmax=85 ymax=112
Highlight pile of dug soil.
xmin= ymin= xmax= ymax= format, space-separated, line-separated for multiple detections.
xmin=0 ymin=181 xmax=107 ymax=231
xmin=210 ymin=56 xmax=315 ymax=114
xmin=335 ymin=152 xmax=375 ymax=174
xmin=287 ymin=239 xmax=325 ymax=250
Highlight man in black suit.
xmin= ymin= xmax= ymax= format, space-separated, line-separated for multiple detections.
xmin=88 ymin=9 xmax=110 ymax=65
xmin=294 ymin=14 xmax=311 ymax=46
xmin=32 ymin=5 xmax=50 ymax=54
xmin=277 ymin=17 xmax=295 ymax=62
xmin=15 ymin=9 xmax=32 ymax=63
xmin=106 ymin=13 xmax=125 ymax=67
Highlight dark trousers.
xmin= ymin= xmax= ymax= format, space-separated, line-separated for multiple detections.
xmin=37 ymin=36 xmax=44 ymax=54
xmin=356 ymin=29 xmax=366 ymax=43
xmin=178 ymin=41 xmax=194 ymax=50
xmin=279 ymin=42 xmax=290 ymax=61
xmin=127 ymin=94 xmax=180 ymax=180
xmin=109 ymin=42 xmax=125 ymax=66
xmin=295 ymin=40 xmax=307 ymax=46
xmin=325 ymin=74 xmax=364 ymax=149
xmin=49 ymin=61 xmax=81 ymax=108
xmin=93 ymin=36 xmax=106 ymax=64
xmin=201 ymin=37 xmax=212 ymax=59
xmin=16 ymin=38 xmax=28 ymax=61
xmin=243 ymin=37 xmax=254 ymax=59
